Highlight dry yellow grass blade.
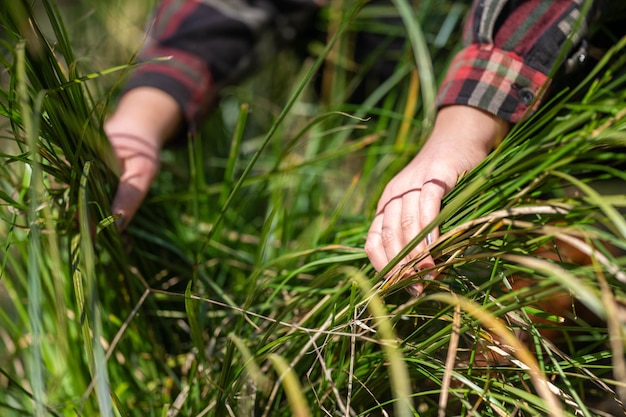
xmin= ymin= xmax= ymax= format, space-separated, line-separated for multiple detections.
xmin=428 ymin=293 xmax=565 ymax=417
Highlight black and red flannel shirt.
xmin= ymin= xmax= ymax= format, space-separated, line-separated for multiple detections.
xmin=123 ymin=0 xmax=608 ymax=131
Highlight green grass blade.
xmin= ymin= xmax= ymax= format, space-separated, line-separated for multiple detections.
xmin=17 ymin=39 xmax=46 ymax=417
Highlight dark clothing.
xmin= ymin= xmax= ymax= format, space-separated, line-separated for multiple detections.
xmin=125 ymin=0 xmax=608 ymax=130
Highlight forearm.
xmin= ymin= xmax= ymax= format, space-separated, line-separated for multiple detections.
xmin=104 ymin=87 xmax=183 ymax=147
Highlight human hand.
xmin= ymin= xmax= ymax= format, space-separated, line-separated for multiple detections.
xmin=104 ymin=87 xmax=183 ymax=229
xmin=365 ymin=105 xmax=509 ymax=296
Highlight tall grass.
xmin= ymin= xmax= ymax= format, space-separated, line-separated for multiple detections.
xmin=1 ymin=0 xmax=625 ymax=416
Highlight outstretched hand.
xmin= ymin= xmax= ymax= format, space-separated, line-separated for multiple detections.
xmin=104 ymin=87 xmax=183 ymax=229
xmin=365 ymin=105 xmax=509 ymax=296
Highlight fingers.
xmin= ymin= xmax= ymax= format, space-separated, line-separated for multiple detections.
xmin=408 ymin=180 xmax=446 ymax=294
xmin=416 ymin=178 xmax=447 ymax=266
xmin=365 ymin=214 xmax=388 ymax=271
xmin=108 ymin=134 xmax=161 ymax=230
xmin=365 ymin=186 xmax=442 ymax=296
xmin=380 ymin=196 xmax=405 ymax=265
xmin=365 ymin=163 xmax=451 ymax=296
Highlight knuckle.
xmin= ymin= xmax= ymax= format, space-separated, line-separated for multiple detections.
xmin=364 ymin=231 xmax=380 ymax=255
xmin=380 ymin=226 xmax=395 ymax=245
xmin=400 ymin=213 xmax=418 ymax=232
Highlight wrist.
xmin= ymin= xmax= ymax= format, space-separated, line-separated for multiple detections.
xmin=104 ymin=119 xmax=163 ymax=155
xmin=105 ymin=87 xmax=183 ymax=149
xmin=429 ymin=105 xmax=510 ymax=155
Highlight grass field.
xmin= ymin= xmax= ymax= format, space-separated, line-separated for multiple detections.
xmin=1 ymin=0 xmax=625 ymax=416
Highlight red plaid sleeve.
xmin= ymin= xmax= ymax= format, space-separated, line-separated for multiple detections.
xmin=438 ymin=0 xmax=597 ymax=123
xmin=438 ymin=44 xmax=548 ymax=122
xmin=123 ymin=0 xmax=320 ymax=132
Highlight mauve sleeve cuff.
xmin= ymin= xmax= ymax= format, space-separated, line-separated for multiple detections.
xmin=122 ymin=47 xmax=217 ymax=134
xmin=436 ymin=44 xmax=550 ymax=124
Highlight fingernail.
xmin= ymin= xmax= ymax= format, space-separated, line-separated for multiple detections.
xmin=114 ymin=214 xmax=126 ymax=230
xmin=426 ymin=232 xmax=433 ymax=245
xmin=406 ymin=284 xmax=422 ymax=298
xmin=416 ymin=265 xmax=434 ymax=280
